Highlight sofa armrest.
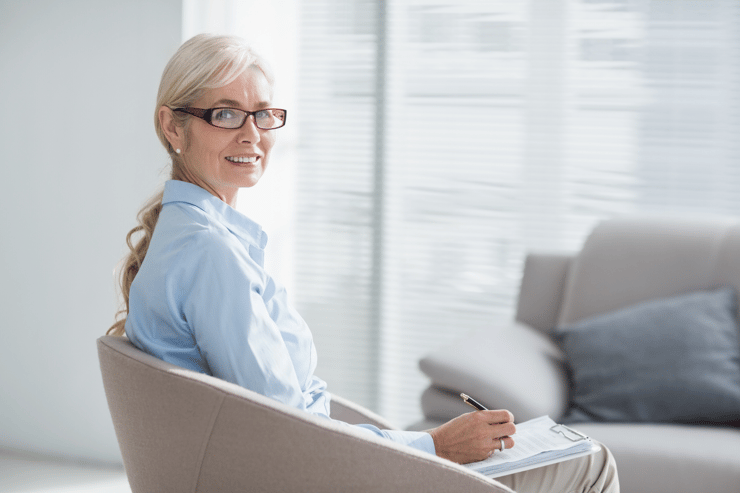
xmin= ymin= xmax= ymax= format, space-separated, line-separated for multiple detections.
xmin=516 ymin=253 xmax=573 ymax=334
xmin=419 ymin=321 xmax=569 ymax=422
xmin=330 ymin=392 xmax=398 ymax=430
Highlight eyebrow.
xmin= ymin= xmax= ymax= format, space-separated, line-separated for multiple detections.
xmin=212 ymin=98 xmax=271 ymax=109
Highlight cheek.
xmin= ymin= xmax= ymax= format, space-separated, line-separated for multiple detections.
xmin=261 ymin=134 xmax=277 ymax=159
xmin=188 ymin=126 xmax=231 ymax=156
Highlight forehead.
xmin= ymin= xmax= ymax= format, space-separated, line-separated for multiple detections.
xmin=197 ymin=67 xmax=273 ymax=109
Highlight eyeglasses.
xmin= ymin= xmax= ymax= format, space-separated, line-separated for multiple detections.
xmin=173 ymin=107 xmax=287 ymax=130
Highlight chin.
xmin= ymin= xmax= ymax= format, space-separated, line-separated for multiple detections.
xmin=228 ymin=167 xmax=264 ymax=188
xmin=238 ymin=174 xmax=263 ymax=189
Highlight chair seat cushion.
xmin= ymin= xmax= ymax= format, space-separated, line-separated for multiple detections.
xmin=556 ymin=287 xmax=740 ymax=425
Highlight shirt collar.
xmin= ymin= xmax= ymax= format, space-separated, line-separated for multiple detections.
xmin=161 ymin=180 xmax=268 ymax=249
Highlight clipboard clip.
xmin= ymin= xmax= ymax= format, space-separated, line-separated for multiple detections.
xmin=550 ymin=424 xmax=590 ymax=442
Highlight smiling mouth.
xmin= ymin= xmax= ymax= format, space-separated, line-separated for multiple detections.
xmin=226 ymin=156 xmax=258 ymax=164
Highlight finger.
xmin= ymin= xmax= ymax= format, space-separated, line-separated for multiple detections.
xmin=489 ymin=421 xmax=517 ymax=439
xmin=492 ymin=435 xmax=516 ymax=454
xmin=501 ymin=435 xmax=515 ymax=451
xmin=479 ymin=409 xmax=515 ymax=424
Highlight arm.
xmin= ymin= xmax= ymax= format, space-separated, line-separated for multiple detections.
xmin=182 ymin=237 xmax=324 ymax=412
xmin=182 ymin=237 xmax=438 ymax=454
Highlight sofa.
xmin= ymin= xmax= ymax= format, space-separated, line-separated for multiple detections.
xmin=411 ymin=217 xmax=740 ymax=493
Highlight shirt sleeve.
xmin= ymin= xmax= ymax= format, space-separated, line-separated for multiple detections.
xmin=354 ymin=424 xmax=436 ymax=455
xmin=179 ymin=231 xmax=435 ymax=456
xmin=180 ymin=234 xmax=313 ymax=411
xmin=320 ymin=414 xmax=435 ymax=455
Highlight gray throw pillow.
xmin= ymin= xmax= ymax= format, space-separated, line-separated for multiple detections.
xmin=556 ymin=287 xmax=740 ymax=425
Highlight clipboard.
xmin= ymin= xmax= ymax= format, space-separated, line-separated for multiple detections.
xmin=465 ymin=416 xmax=601 ymax=479
xmin=485 ymin=443 xmax=602 ymax=478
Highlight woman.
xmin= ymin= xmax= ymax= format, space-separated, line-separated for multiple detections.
xmin=110 ymin=33 xmax=618 ymax=491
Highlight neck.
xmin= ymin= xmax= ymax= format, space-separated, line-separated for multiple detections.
xmin=173 ymin=166 xmax=238 ymax=208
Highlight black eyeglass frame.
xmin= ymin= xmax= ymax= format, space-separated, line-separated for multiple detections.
xmin=173 ymin=107 xmax=287 ymax=130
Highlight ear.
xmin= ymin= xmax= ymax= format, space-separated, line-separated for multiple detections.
xmin=158 ymin=106 xmax=185 ymax=152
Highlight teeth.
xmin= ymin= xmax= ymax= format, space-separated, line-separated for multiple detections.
xmin=226 ymin=156 xmax=257 ymax=163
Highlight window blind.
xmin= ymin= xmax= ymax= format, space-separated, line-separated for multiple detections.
xmin=295 ymin=0 xmax=740 ymax=428
xmin=294 ymin=0 xmax=384 ymax=410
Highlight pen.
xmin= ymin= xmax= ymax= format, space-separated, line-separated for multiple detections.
xmin=460 ymin=393 xmax=488 ymax=411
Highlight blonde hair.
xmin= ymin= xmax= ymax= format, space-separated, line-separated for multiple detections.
xmin=108 ymin=34 xmax=274 ymax=336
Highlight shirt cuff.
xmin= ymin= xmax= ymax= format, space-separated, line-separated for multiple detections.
xmin=403 ymin=430 xmax=436 ymax=456
xmin=324 ymin=418 xmax=437 ymax=457
xmin=355 ymin=425 xmax=436 ymax=456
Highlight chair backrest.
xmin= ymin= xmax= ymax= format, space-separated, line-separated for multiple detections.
xmin=97 ymin=335 xmax=510 ymax=493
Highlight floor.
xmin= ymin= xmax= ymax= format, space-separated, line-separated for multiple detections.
xmin=0 ymin=452 xmax=130 ymax=493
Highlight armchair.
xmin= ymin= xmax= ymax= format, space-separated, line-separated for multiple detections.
xmin=97 ymin=335 xmax=514 ymax=492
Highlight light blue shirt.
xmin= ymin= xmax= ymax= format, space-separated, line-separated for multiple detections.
xmin=126 ymin=180 xmax=434 ymax=455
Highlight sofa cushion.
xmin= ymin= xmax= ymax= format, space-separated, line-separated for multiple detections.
xmin=572 ymin=422 xmax=740 ymax=493
xmin=556 ymin=218 xmax=740 ymax=326
xmin=556 ymin=287 xmax=740 ymax=425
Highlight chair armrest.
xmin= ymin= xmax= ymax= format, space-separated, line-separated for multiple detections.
xmin=202 ymin=392 xmax=515 ymax=493
xmin=419 ymin=321 xmax=569 ymax=422
xmin=330 ymin=393 xmax=398 ymax=430
xmin=99 ymin=336 xmax=513 ymax=493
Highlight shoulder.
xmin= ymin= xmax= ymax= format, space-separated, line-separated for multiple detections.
xmin=158 ymin=201 xmax=236 ymax=246
xmin=155 ymin=202 xmax=261 ymax=278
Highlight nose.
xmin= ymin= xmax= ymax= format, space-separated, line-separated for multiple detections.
xmin=237 ymin=115 xmax=261 ymax=144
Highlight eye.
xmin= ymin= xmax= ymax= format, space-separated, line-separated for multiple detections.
xmin=212 ymin=108 xmax=240 ymax=121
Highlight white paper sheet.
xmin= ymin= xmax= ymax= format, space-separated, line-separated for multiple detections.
xmin=465 ymin=416 xmax=599 ymax=478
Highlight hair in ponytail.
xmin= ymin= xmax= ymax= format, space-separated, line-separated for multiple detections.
xmin=107 ymin=192 xmax=163 ymax=336
xmin=108 ymin=34 xmax=273 ymax=336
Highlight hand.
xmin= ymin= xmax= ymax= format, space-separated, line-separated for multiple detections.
xmin=428 ymin=409 xmax=516 ymax=464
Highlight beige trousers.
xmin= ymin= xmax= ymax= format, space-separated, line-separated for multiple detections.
xmin=495 ymin=441 xmax=619 ymax=493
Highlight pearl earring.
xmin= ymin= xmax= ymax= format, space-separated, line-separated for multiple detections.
xmin=175 ymin=148 xmax=181 ymax=154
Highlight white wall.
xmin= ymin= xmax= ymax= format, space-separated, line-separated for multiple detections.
xmin=0 ymin=0 xmax=181 ymax=463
